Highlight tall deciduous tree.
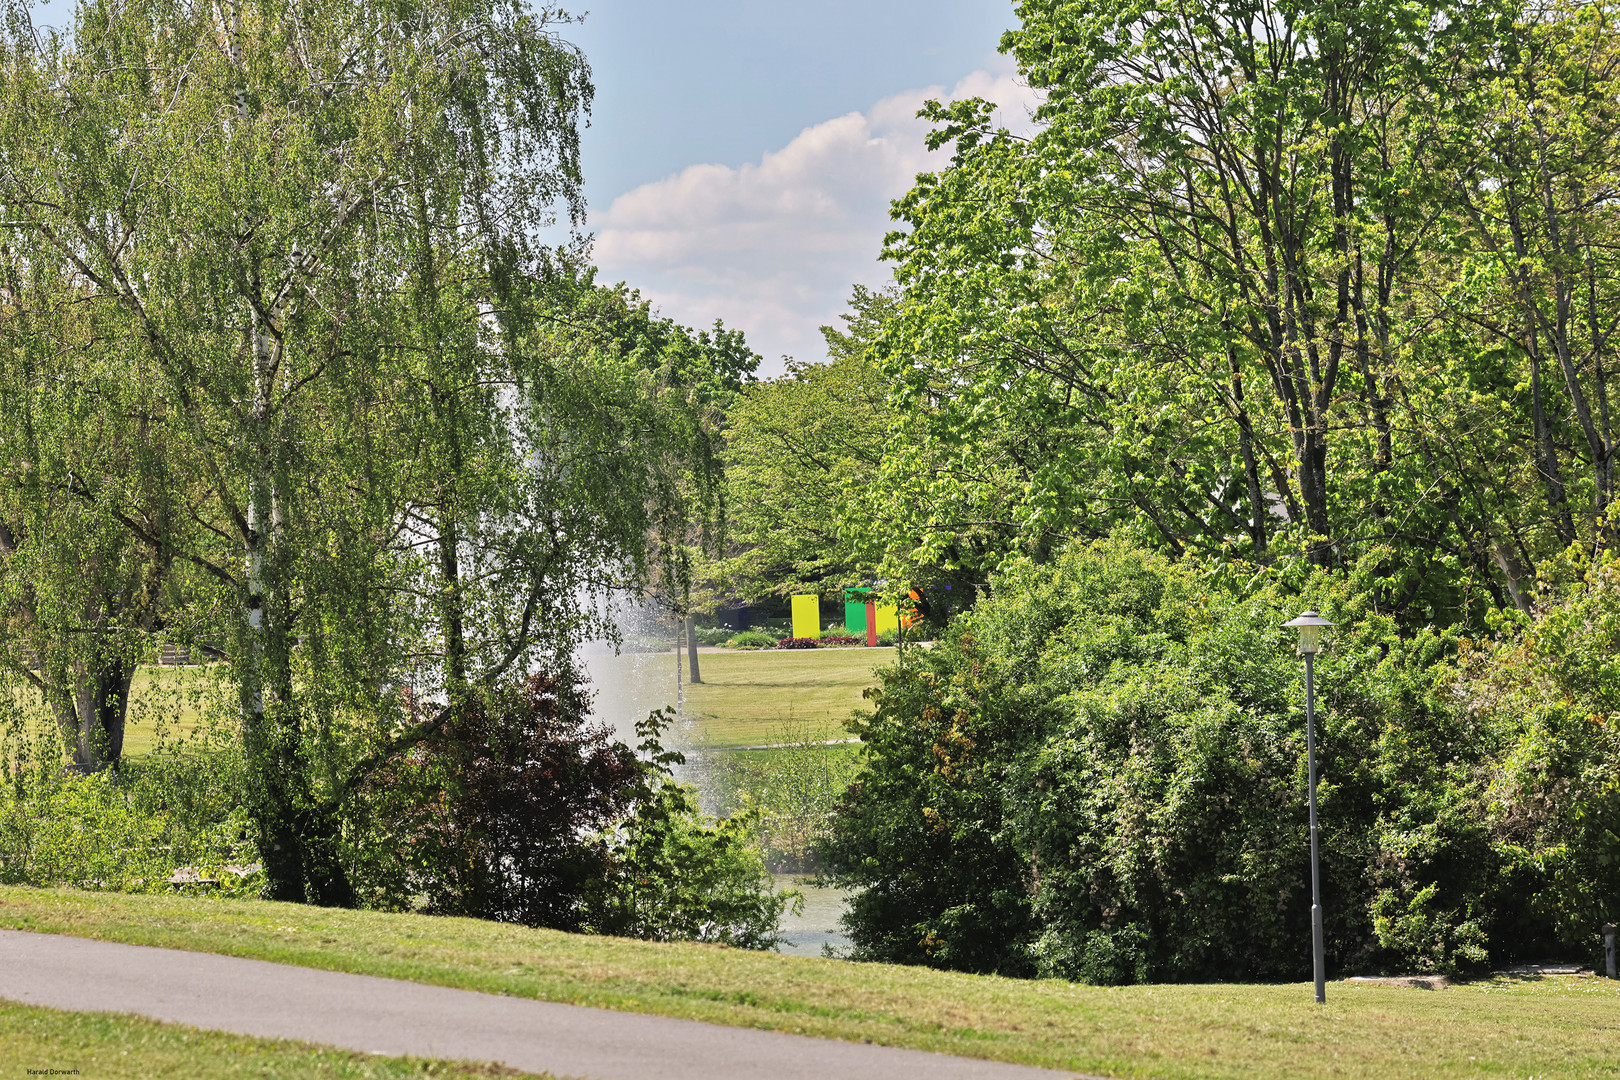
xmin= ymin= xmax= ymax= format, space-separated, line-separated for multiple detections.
xmin=873 ymin=0 xmax=1620 ymax=615
xmin=0 ymin=0 xmax=596 ymax=902
xmin=718 ymin=286 xmax=895 ymax=602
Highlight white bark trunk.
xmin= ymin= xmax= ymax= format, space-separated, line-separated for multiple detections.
xmin=242 ymin=308 xmax=273 ymax=732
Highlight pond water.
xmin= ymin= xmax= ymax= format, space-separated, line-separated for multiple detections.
xmin=579 ymin=620 xmax=855 ymax=959
xmin=773 ymin=874 xmax=852 ymax=958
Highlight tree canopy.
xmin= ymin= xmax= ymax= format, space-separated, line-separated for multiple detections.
xmin=868 ymin=0 xmax=1620 ymax=621
xmin=0 ymin=0 xmax=751 ymax=909
xmin=816 ymin=0 xmax=1620 ymax=983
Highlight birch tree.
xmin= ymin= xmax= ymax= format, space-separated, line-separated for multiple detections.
xmin=0 ymin=0 xmax=593 ymax=902
xmin=0 ymin=267 xmax=177 ymax=774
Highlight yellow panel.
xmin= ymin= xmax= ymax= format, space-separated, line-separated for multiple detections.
xmin=874 ymin=602 xmax=899 ymax=638
xmin=791 ymin=594 xmax=820 ymax=639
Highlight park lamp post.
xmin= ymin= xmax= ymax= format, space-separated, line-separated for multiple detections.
xmin=1284 ymin=610 xmax=1334 ymax=1005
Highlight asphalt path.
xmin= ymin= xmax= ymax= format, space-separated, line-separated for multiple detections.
xmin=0 ymin=930 xmax=1093 ymax=1080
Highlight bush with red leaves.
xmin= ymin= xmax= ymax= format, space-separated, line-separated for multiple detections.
xmin=777 ymin=635 xmax=866 ymax=649
xmin=358 ymin=671 xmax=645 ymax=930
xmin=355 ymin=672 xmax=789 ymax=946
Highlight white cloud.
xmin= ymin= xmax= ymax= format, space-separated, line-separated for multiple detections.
xmin=589 ymin=64 xmax=1041 ymax=375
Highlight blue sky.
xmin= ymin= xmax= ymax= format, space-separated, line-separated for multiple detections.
xmin=32 ymin=1 xmax=1033 ymax=373
xmin=564 ymin=1 xmax=1016 ymax=200
xmin=574 ymin=1 xmax=1037 ymax=373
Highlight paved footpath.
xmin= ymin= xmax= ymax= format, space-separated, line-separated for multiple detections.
xmin=0 ymin=930 xmax=1092 ymax=1080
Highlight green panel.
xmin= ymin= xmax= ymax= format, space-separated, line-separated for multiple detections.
xmin=791 ymin=594 xmax=820 ymax=639
xmin=844 ymin=600 xmax=867 ymax=634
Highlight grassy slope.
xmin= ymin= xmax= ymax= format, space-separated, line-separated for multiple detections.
xmin=0 ymin=887 xmax=1615 ymax=1079
xmin=680 ymin=647 xmax=885 ymax=747
xmin=0 ymin=998 xmax=544 ymax=1079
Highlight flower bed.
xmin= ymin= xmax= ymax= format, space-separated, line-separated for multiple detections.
xmin=775 ymin=634 xmax=867 ymax=649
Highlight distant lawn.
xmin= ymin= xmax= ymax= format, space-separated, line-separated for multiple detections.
xmin=0 ymin=997 xmax=542 ymax=1078
xmin=6 ymin=663 xmax=218 ymax=760
xmin=122 ymin=663 xmax=219 ymax=755
xmin=12 ymin=648 xmax=885 ymax=758
xmin=679 ymin=647 xmax=888 ymax=748
xmin=0 ymin=886 xmax=1616 ymax=1079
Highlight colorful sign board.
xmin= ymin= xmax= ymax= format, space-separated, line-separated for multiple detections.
xmin=844 ymin=599 xmax=866 ymax=634
xmin=874 ymin=602 xmax=899 ymax=639
xmin=843 ymin=588 xmax=870 ymax=636
xmin=791 ymin=594 xmax=820 ymax=640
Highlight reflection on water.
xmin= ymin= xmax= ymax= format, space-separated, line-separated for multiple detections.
xmin=774 ymin=874 xmax=852 ymax=958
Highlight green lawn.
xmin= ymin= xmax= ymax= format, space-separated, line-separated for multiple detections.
xmin=0 ymin=886 xmax=1614 ymax=1079
xmin=680 ymin=647 xmax=887 ymax=747
xmin=12 ymin=648 xmax=883 ymax=758
xmin=122 ymin=663 xmax=218 ymax=755
xmin=7 ymin=663 xmax=217 ymax=759
xmin=0 ymin=997 xmax=544 ymax=1078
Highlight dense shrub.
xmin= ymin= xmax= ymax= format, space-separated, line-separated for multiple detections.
xmin=817 ymin=635 xmax=864 ymax=647
xmin=819 ymin=539 xmax=1620 ymax=981
xmin=585 ymin=783 xmax=791 ymax=946
xmin=776 ymin=637 xmax=820 ymax=649
xmin=354 ymin=673 xmax=642 ymax=927
xmin=354 ymin=672 xmax=790 ymax=945
xmin=724 ymin=630 xmax=778 ymax=649
xmin=693 ymin=625 xmax=737 ymax=646
xmin=0 ymin=727 xmax=260 ymax=896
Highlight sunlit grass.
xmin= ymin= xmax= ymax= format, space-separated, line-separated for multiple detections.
xmin=679 ymin=647 xmax=886 ymax=747
xmin=0 ymin=886 xmax=1615 ymax=1079
xmin=7 ymin=647 xmax=885 ymax=760
xmin=4 ymin=663 xmax=221 ymax=761
xmin=123 ymin=664 xmax=220 ymax=755
xmin=0 ymin=997 xmax=544 ymax=1078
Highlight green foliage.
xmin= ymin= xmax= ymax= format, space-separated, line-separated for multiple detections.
xmin=353 ymin=678 xmax=790 ymax=947
xmin=692 ymin=625 xmax=737 ymax=646
xmin=714 ymin=287 xmax=896 ymax=601
xmin=709 ymin=724 xmax=863 ymax=872
xmin=1370 ymin=885 xmax=1489 ymax=975
xmin=0 ymin=735 xmax=260 ymax=897
xmin=724 ymin=630 xmax=779 ymax=650
xmin=586 ymin=782 xmax=792 ymax=948
xmin=821 ymin=540 xmax=1620 ymax=981
xmin=0 ymin=1 xmax=753 ymax=908
xmin=863 ymin=0 xmax=1620 ymax=614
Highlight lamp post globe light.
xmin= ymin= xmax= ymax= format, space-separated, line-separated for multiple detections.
xmin=1283 ymin=610 xmax=1334 ymax=1004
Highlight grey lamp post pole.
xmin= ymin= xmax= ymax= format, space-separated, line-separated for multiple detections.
xmin=1284 ymin=610 xmax=1334 ymax=1005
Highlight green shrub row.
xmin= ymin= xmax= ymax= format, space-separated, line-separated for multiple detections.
xmin=0 ymin=730 xmax=262 ymax=898
xmin=819 ymin=539 xmax=1620 ymax=981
